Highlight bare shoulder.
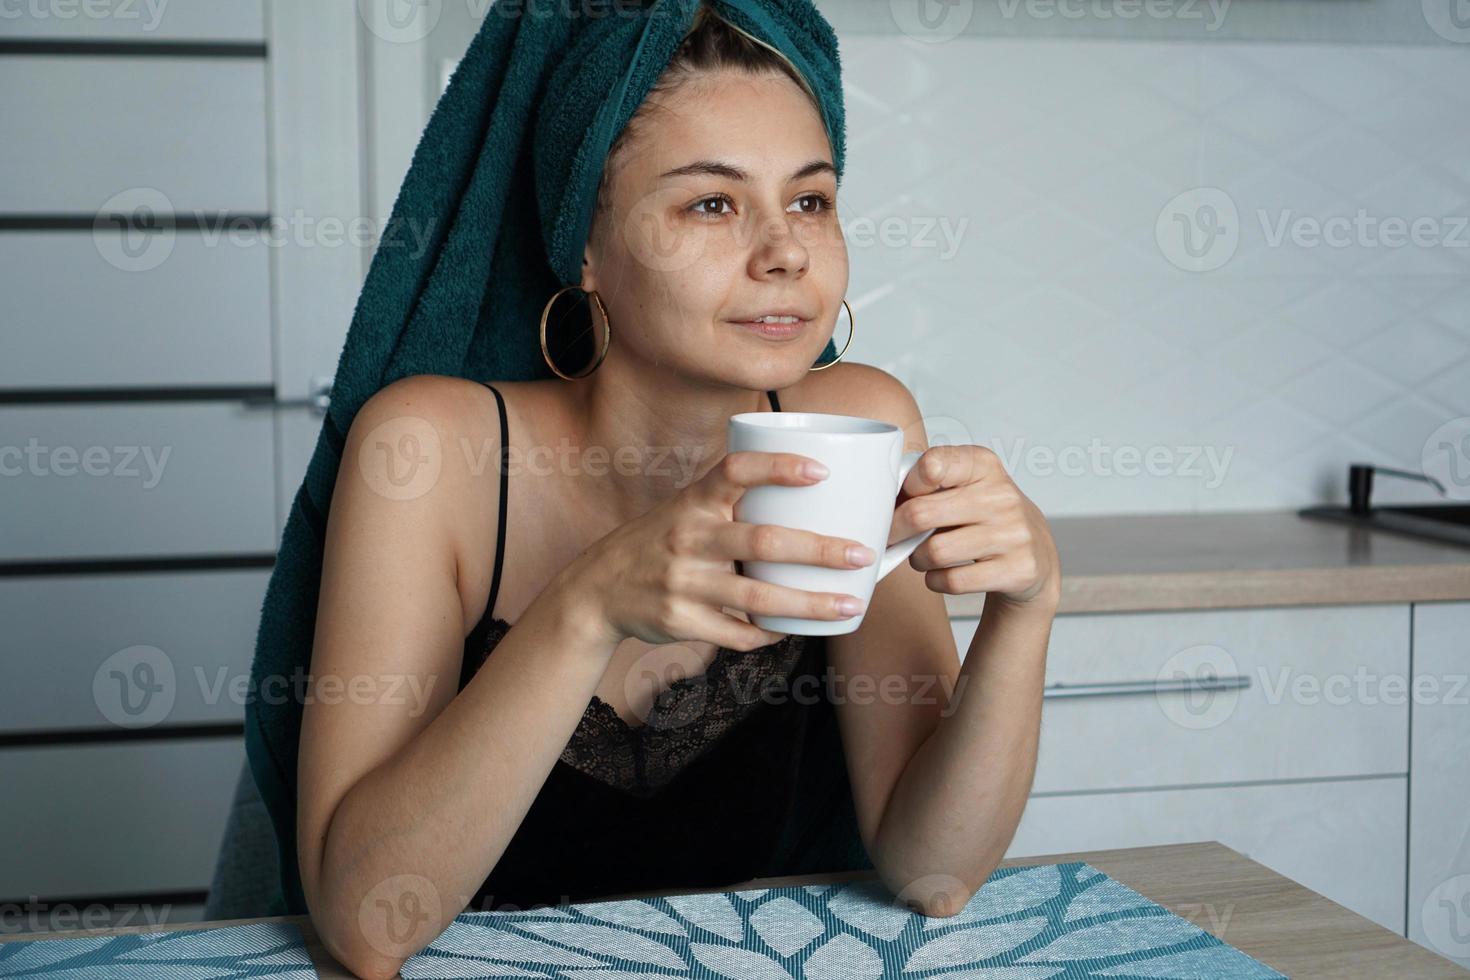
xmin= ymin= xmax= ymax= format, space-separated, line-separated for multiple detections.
xmin=345 ymin=374 xmax=526 ymax=631
xmin=349 ymin=373 xmax=551 ymax=474
xmin=352 ymin=372 xmax=510 ymax=438
xmin=779 ymin=361 xmax=927 ymax=452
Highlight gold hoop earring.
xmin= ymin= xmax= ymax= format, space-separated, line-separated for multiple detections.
xmin=808 ymin=299 xmax=853 ymax=372
xmin=540 ymin=285 xmax=611 ymax=380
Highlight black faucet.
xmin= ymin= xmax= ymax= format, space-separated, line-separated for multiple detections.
xmin=1348 ymin=463 xmax=1448 ymax=515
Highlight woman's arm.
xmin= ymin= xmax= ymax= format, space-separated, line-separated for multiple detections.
xmin=859 ymin=432 xmax=1061 ymax=911
xmin=865 ymin=593 xmax=1054 ymax=912
xmin=815 ymin=364 xmax=1059 ymax=915
xmin=296 ymin=376 xmax=618 ymax=980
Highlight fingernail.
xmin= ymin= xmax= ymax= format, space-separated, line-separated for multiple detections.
xmin=803 ymin=460 xmax=830 ymax=479
xmin=847 ymin=545 xmax=876 ymax=566
xmin=837 ymin=596 xmax=866 ymax=615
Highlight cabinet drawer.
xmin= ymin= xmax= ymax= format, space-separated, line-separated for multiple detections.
xmin=955 ymin=605 xmax=1408 ymax=793
xmin=1407 ymin=600 xmax=1470 ymax=967
xmin=0 ymin=1 xmax=263 ymax=40
xmin=0 ymin=739 xmax=244 ymax=898
xmin=0 ymin=56 xmax=267 ymax=213
xmin=0 ymin=569 xmax=270 ymax=734
xmin=0 ymin=231 xmax=271 ymax=389
xmin=1007 ymin=777 xmax=1407 ymax=935
xmin=0 ymin=402 xmax=277 ymax=561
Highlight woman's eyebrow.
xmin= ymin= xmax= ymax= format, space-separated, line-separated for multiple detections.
xmin=657 ymin=159 xmax=836 ymax=182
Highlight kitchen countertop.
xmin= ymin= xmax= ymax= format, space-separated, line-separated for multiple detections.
xmin=942 ymin=509 xmax=1470 ymax=616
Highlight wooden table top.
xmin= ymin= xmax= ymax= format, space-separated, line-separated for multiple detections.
xmin=2 ymin=841 xmax=1464 ymax=978
xmin=941 ymin=510 xmax=1470 ymax=615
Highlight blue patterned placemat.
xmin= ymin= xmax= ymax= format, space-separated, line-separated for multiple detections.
xmin=0 ymin=920 xmax=316 ymax=978
xmin=400 ymin=861 xmax=1287 ymax=978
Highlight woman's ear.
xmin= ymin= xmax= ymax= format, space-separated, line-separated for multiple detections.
xmin=580 ymin=247 xmax=598 ymax=294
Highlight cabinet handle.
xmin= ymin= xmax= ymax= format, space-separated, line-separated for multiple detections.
xmin=1042 ymin=674 xmax=1252 ymax=700
xmin=242 ymin=376 xmax=332 ymax=416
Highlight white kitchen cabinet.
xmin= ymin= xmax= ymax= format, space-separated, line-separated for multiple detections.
xmin=1 ymin=231 xmax=272 ymax=390
xmin=0 ymin=739 xmax=245 ymax=899
xmin=1407 ymin=600 xmax=1470 ymax=969
xmin=0 ymin=57 xmax=268 ymax=214
xmin=1035 ymin=605 xmax=1407 ymax=792
xmin=1007 ymin=776 xmax=1408 ymax=934
xmin=0 ymin=1 xmax=263 ymax=40
xmin=0 ymin=402 xmax=277 ymax=562
xmin=956 ymin=603 xmax=1416 ymax=940
xmin=953 ymin=605 xmax=1409 ymax=791
xmin=0 ymin=570 xmax=269 ymax=734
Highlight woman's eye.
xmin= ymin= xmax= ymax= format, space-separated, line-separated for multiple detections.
xmin=791 ymin=193 xmax=835 ymax=215
xmin=689 ymin=192 xmax=834 ymax=218
xmin=690 ymin=194 xmax=734 ymax=217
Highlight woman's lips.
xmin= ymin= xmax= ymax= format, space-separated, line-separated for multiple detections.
xmin=733 ymin=318 xmax=807 ymax=339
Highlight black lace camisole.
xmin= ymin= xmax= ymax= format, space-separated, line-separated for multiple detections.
xmin=458 ymin=383 xmax=872 ymax=911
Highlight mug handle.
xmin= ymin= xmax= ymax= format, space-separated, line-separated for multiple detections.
xmin=877 ymin=450 xmax=935 ymax=581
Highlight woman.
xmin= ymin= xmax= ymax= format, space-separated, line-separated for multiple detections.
xmin=297 ymin=6 xmax=1059 ymax=978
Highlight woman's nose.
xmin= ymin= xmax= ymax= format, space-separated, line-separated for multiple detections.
xmin=750 ymin=216 xmax=809 ymax=275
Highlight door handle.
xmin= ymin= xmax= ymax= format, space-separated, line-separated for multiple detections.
xmin=1042 ymin=674 xmax=1252 ymax=700
xmin=242 ymin=376 xmax=332 ymax=416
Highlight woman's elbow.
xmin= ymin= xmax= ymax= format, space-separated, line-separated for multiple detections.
xmin=308 ymin=873 xmax=426 ymax=980
xmin=315 ymin=912 xmax=410 ymax=980
xmin=883 ymin=868 xmax=982 ymax=920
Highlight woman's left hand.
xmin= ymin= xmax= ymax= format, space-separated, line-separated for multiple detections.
xmin=889 ymin=445 xmax=1060 ymax=609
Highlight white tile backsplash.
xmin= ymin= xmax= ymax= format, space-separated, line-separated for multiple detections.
xmin=839 ymin=35 xmax=1470 ymax=514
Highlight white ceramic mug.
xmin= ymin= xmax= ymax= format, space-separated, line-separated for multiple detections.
xmin=728 ymin=410 xmax=935 ymax=636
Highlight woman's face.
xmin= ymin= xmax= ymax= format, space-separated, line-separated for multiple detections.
xmin=584 ymin=68 xmax=848 ymax=389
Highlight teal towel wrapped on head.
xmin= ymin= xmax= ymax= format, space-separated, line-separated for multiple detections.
xmin=246 ymin=0 xmax=855 ymax=915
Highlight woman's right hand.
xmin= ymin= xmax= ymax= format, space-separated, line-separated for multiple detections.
xmin=560 ymin=451 xmax=878 ymax=652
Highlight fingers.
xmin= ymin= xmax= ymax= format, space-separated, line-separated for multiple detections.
xmin=698 ymin=450 xmax=828 ymax=510
xmin=890 ymin=478 xmax=1017 ymax=542
xmin=921 ymin=554 xmax=1025 ymax=596
xmin=686 ymin=606 xmax=789 ymax=652
xmin=687 ymin=568 xmax=867 ymax=625
xmin=701 ymin=521 xmax=876 ymax=570
xmin=897 ymin=445 xmax=1003 ymax=505
xmin=909 ymin=523 xmax=994 ymax=571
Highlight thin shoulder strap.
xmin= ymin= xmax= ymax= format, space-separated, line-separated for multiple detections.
xmin=767 ymin=389 xmax=782 ymax=412
xmin=479 ymin=382 xmax=509 ymax=623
